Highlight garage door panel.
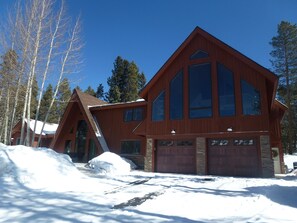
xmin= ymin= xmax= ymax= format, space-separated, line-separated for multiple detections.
xmin=208 ymin=138 xmax=259 ymax=177
xmin=156 ymin=140 xmax=196 ymax=174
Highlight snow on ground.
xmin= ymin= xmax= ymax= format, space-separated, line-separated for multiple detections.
xmin=284 ymin=153 xmax=297 ymax=171
xmin=1 ymin=144 xmax=297 ymax=223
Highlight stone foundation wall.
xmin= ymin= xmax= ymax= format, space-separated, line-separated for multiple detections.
xmin=196 ymin=137 xmax=207 ymax=175
xmin=144 ymin=138 xmax=153 ymax=172
xmin=260 ymin=135 xmax=274 ymax=178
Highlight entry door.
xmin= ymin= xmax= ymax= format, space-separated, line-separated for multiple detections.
xmin=156 ymin=140 xmax=196 ymax=174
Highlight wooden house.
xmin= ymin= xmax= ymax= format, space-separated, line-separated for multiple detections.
xmin=51 ymin=27 xmax=286 ymax=177
xmin=11 ymin=119 xmax=58 ymax=147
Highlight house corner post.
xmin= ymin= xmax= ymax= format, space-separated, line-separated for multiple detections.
xmin=260 ymin=135 xmax=274 ymax=178
xmin=144 ymin=138 xmax=153 ymax=172
xmin=196 ymin=137 xmax=207 ymax=175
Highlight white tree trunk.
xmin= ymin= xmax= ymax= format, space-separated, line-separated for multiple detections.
xmin=3 ymin=88 xmax=10 ymax=145
xmin=20 ymin=0 xmax=38 ymax=145
xmin=38 ymin=16 xmax=81 ymax=145
xmin=32 ymin=0 xmax=64 ymax=145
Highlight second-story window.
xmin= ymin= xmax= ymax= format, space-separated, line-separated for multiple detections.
xmin=189 ymin=63 xmax=212 ymax=118
xmin=170 ymin=70 xmax=183 ymax=120
xmin=241 ymin=80 xmax=261 ymax=115
xmin=152 ymin=91 xmax=165 ymax=121
xmin=217 ymin=63 xmax=235 ymax=116
xmin=124 ymin=108 xmax=143 ymax=122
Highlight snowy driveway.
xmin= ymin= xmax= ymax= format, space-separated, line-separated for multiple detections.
xmin=1 ymin=146 xmax=297 ymax=223
xmin=2 ymin=167 xmax=297 ymax=222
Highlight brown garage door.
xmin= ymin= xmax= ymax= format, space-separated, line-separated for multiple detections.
xmin=208 ymin=138 xmax=259 ymax=177
xmin=156 ymin=140 xmax=196 ymax=174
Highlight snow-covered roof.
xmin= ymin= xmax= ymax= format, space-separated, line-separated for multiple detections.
xmin=88 ymin=98 xmax=146 ymax=109
xmin=26 ymin=119 xmax=58 ymax=135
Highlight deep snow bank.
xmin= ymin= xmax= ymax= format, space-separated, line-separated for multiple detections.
xmin=87 ymin=152 xmax=135 ymax=174
xmin=0 ymin=144 xmax=83 ymax=189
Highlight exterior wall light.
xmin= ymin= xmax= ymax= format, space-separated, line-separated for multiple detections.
xmin=227 ymin=127 xmax=233 ymax=132
xmin=171 ymin=129 xmax=176 ymax=135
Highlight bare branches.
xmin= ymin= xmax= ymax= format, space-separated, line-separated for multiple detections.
xmin=0 ymin=0 xmax=83 ymax=146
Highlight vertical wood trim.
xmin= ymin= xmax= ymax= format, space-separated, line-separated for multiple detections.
xmin=184 ymin=66 xmax=189 ymax=132
xmin=212 ymin=61 xmax=219 ymax=118
xmin=234 ymin=70 xmax=242 ymax=116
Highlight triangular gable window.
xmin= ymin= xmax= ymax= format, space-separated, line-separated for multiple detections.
xmin=190 ymin=50 xmax=209 ymax=60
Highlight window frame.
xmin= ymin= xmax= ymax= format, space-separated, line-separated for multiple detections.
xmin=217 ymin=63 xmax=236 ymax=117
xmin=188 ymin=63 xmax=213 ymax=119
xmin=190 ymin=50 xmax=209 ymax=60
xmin=170 ymin=70 xmax=184 ymax=120
xmin=124 ymin=108 xmax=144 ymax=122
xmin=120 ymin=140 xmax=141 ymax=155
xmin=152 ymin=90 xmax=165 ymax=121
xmin=241 ymin=79 xmax=261 ymax=115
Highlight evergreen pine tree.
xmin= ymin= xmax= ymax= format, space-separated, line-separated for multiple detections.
xmin=56 ymin=78 xmax=71 ymax=122
xmin=84 ymin=86 xmax=96 ymax=97
xmin=39 ymin=84 xmax=58 ymax=123
xmin=107 ymin=56 xmax=146 ymax=103
xmin=96 ymin=83 xmax=105 ymax=100
xmin=270 ymin=21 xmax=297 ymax=154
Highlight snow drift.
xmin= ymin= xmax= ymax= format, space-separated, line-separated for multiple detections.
xmin=0 ymin=143 xmax=83 ymax=189
xmin=87 ymin=151 xmax=135 ymax=174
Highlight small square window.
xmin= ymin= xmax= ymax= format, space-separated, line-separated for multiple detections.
xmin=121 ymin=141 xmax=141 ymax=154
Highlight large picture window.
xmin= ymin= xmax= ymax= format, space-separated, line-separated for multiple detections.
xmin=152 ymin=91 xmax=165 ymax=121
xmin=170 ymin=70 xmax=183 ymax=120
xmin=189 ymin=63 xmax=212 ymax=118
xmin=121 ymin=141 xmax=141 ymax=154
xmin=241 ymin=80 xmax=261 ymax=115
xmin=217 ymin=63 xmax=235 ymax=116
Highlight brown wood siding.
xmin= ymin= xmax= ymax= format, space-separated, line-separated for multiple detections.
xmin=93 ymin=105 xmax=147 ymax=162
xmin=146 ymin=33 xmax=270 ymax=137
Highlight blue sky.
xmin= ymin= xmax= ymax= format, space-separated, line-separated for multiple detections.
xmin=1 ymin=0 xmax=297 ymax=92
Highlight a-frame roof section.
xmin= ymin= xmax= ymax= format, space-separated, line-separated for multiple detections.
xmin=140 ymin=26 xmax=279 ymax=106
xmin=50 ymin=88 xmax=108 ymax=150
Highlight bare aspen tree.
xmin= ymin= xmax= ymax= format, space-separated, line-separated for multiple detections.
xmin=19 ymin=0 xmax=40 ymax=145
xmin=26 ymin=0 xmax=53 ymax=146
xmin=31 ymin=0 xmax=65 ymax=145
xmin=38 ymin=16 xmax=83 ymax=145
xmin=7 ymin=1 xmax=25 ymax=144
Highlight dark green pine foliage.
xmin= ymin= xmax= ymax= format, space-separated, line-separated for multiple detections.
xmin=107 ymin=56 xmax=146 ymax=103
xmin=107 ymin=56 xmax=125 ymax=103
xmin=39 ymin=84 xmax=58 ymax=123
xmin=84 ymin=86 xmax=96 ymax=97
xmin=96 ymin=83 xmax=105 ymax=100
xmin=56 ymin=78 xmax=72 ymax=122
xmin=138 ymin=72 xmax=146 ymax=91
xmin=270 ymin=21 xmax=297 ymax=154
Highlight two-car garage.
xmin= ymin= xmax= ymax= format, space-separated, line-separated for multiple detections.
xmin=155 ymin=138 xmax=260 ymax=177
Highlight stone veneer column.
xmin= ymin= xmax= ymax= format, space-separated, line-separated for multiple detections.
xmin=196 ymin=137 xmax=207 ymax=175
xmin=144 ymin=138 xmax=153 ymax=172
xmin=260 ymin=135 xmax=274 ymax=178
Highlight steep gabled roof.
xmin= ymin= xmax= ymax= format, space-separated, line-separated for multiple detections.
xmin=140 ymin=26 xmax=278 ymax=108
xmin=12 ymin=119 xmax=58 ymax=136
xmin=50 ymin=89 xmax=108 ymax=150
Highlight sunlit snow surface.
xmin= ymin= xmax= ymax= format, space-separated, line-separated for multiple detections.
xmin=1 ymin=143 xmax=297 ymax=223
